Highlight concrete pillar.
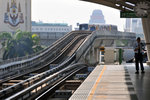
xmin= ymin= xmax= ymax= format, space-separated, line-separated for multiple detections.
xmin=142 ymin=14 xmax=150 ymax=65
xmin=97 ymin=49 xmax=99 ymax=63
xmin=92 ymin=47 xmax=95 ymax=56
xmin=88 ymin=49 xmax=91 ymax=61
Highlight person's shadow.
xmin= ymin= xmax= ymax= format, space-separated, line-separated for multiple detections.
xmin=135 ymin=73 xmax=145 ymax=100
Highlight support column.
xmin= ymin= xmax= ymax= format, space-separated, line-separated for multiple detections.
xmin=97 ymin=48 xmax=100 ymax=63
xmin=88 ymin=49 xmax=91 ymax=62
xmin=142 ymin=13 xmax=150 ymax=65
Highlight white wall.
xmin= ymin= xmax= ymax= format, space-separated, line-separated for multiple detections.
xmin=0 ymin=0 xmax=31 ymax=33
xmin=32 ymin=26 xmax=72 ymax=33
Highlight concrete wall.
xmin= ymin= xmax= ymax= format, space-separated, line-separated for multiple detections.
xmin=74 ymin=33 xmax=97 ymax=65
xmin=0 ymin=0 xmax=31 ymax=33
xmin=32 ymin=32 xmax=67 ymax=46
xmin=76 ymin=30 xmax=136 ymax=65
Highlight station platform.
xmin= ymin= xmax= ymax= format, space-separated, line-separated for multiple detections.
xmin=69 ymin=64 xmax=150 ymax=100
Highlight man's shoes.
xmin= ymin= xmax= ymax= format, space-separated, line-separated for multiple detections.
xmin=135 ymin=71 xmax=139 ymax=74
xmin=141 ymin=70 xmax=145 ymax=73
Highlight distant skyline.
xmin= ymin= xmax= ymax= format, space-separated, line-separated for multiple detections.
xmin=32 ymin=0 xmax=125 ymax=31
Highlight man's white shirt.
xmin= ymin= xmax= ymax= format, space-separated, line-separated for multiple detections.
xmin=133 ymin=42 xmax=145 ymax=54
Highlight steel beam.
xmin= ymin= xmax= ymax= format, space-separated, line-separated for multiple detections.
xmin=81 ymin=0 xmax=137 ymax=11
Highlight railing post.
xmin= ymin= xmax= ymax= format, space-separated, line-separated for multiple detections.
xmin=119 ymin=48 xmax=123 ymax=65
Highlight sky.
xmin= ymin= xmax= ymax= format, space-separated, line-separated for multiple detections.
xmin=32 ymin=0 xmax=126 ymax=31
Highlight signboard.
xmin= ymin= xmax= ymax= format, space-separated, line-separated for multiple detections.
xmin=120 ymin=11 xmax=147 ymax=18
xmin=121 ymin=1 xmax=150 ymax=18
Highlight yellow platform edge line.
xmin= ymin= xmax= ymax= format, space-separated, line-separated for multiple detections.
xmin=87 ymin=65 xmax=106 ymax=100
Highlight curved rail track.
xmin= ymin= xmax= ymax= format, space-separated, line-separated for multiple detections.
xmin=0 ymin=31 xmax=92 ymax=100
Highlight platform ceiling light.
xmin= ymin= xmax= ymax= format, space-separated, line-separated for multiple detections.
xmin=125 ymin=2 xmax=135 ymax=6
xmin=115 ymin=4 xmax=120 ymax=7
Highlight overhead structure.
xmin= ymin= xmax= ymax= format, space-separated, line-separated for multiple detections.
xmin=81 ymin=0 xmax=150 ymax=65
xmin=81 ymin=0 xmax=138 ymax=11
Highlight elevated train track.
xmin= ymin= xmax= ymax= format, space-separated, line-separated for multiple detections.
xmin=0 ymin=30 xmax=136 ymax=99
xmin=0 ymin=31 xmax=91 ymax=81
xmin=6 ymin=63 xmax=87 ymax=100
xmin=0 ymin=31 xmax=92 ymax=99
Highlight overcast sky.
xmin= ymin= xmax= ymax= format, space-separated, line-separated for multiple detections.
xmin=32 ymin=0 xmax=125 ymax=31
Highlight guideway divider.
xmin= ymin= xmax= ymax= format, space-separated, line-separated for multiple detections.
xmin=69 ymin=65 xmax=138 ymax=100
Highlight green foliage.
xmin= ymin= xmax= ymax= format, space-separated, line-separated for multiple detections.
xmin=0 ymin=30 xmax=44 ymax=60
xmin=116 ymin=40 xmax=128 ymax=47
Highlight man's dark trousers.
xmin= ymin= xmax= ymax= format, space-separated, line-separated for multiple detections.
xmin=135 ymin=53 xmax=144 ymax=71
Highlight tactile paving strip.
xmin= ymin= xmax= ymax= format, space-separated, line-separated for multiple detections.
xmin=69 ymin=65 xmax=103 ymax=100
xmin=69 ymin=65 xmax=138 ymax=100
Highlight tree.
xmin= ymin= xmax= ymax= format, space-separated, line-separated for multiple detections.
xmin=0 ymin=30 xmax=44 ymax=60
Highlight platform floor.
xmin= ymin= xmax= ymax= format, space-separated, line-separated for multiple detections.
xmin=69 ymin=64 xmax=150 ymax=100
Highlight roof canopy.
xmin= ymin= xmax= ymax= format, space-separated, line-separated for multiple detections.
xmin=81 ymin=0 xmax=139 ymax=11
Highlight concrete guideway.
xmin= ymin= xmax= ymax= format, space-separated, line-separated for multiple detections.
xmin=81 ymin=0 xmax=150 ymax=65
xmin=70 ymin=64 xmax=150 ymax=100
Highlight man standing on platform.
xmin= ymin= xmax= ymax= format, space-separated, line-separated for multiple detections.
xmin=134 ymin=37 xmax=145 ymax=74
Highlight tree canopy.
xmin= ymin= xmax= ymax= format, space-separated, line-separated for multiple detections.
xmin=0 ymin=30 xmax=44 ymax=60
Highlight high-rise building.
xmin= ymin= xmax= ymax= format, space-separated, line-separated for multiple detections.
xmin=125 ymin=18 xmax=131 ymax=32
xmin=125 ymin=18 xmax=144 ymax=40
xmin=131 ymin=18 xmax=143 ymax=33
xmin=89 ymin=10 xmax=105 ymax=24
xmin=0 ymin=0 xmax=31 ymax=33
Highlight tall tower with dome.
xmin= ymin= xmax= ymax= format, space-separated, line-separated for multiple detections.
xmin=89 ymin=9 xmax=106 ymax=24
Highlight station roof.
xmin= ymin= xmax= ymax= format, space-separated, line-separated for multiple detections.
xmin=81 ymin=0 xmax=139 ymax=11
